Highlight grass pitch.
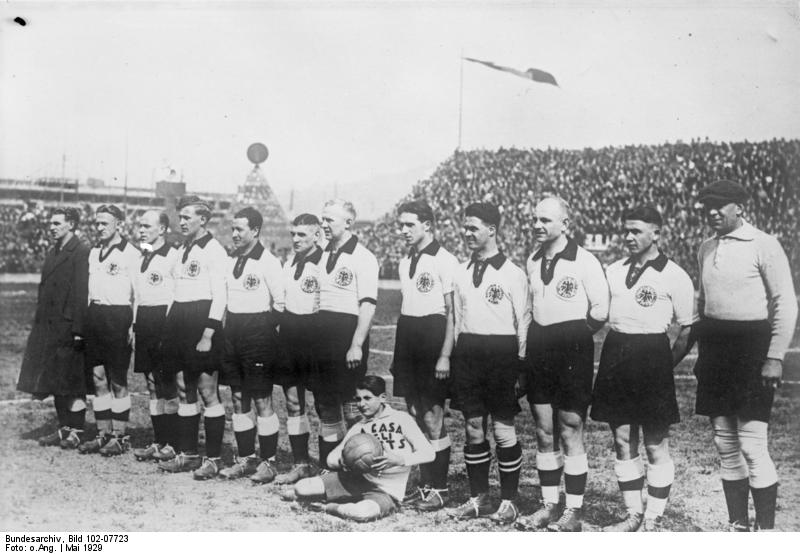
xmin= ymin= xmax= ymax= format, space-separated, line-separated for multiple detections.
xmin=1 ymin=283 xmax=798 ymax=531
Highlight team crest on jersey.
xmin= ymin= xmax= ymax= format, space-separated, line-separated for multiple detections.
xmin=106 ymin=262 xmax=120 ymax=276
xmin=556 ymin=276 xmax=578 ymax=299
xmin=635 ymin=285 xmax=658 ymax=307
xmin=185 ymin=260 xmax=201 ymax=277
xmin=147 ymin=271 xmax=163 ymax=286
xmin=485 ymin=284 xmax=505 ymax=304
xmin=416 ymin=272 xmax=435 ymax=293
xmin=301 ymin=276 xmax=319 ymax=294
xmin=244 ymin=273 xmax=261 ymax=291
xmin=335 ymin=267 xmax=354 ymax=287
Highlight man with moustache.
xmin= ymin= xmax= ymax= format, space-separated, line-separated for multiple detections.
xmin=17 ymin=207 xmax=91 ymax=449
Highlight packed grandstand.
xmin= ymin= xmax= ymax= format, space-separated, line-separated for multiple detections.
xmin=2 ymin=138 xmax=799 ymax=285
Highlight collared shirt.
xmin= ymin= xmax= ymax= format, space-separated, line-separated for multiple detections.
xmin=698 ymin=220 xmax=798 ymax=360
xmin=453 ymin=252 xmax=532 ymax=358
xmin=328 ymin=406 xmax=434 ymax=501
xmin=172 ymin=232 xmax=228 ymax=324
xmin=527 ymin=239 xmax=609 ymax=327
xmin=225 ymin=242 xmax=285 ymax=314
xmin=136 ymin=242 xmax=179 ymax=308
xmin=88 ymin=238 xmax=139 ymax=306
xmin=606 ymin=253 xmax=695 ymax=334
xmin=399 ymin=240 xmax=459 ymax=317
xmin=318 ymin=235 xmax=379 ymax=316
xmin=283 ymin=245 xmax=323 ymax=315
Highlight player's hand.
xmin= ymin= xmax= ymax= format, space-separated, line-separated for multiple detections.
xmin=196 ymin=329 xmax=214 ymax=353
xmin=761 ymin=358 xmax=783 ymax=390
xmin=515 ymin=359 xmax=528 ymax=399
xmin=435 ymin=356 xmax=450 ymax=380
xmin=128 ymin=327 xmax=135 ymax=349
xmin=370 ymin=451 xmax=403 ymax=473
xmin=346 ymin=344 xmax=363 ymax=370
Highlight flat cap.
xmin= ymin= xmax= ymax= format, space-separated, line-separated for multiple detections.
xmin=697 ymin=180 xmax=749 ymax=205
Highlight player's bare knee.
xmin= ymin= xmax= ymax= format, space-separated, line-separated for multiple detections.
xmin=465 ymin=417 xmax=485 ymax=444
xmin=339 ymin=500 xmax=381 ymax=522
xmin=253 ymin=397 xmax=274 ymax=418
xmin=645 ymin=442 xmax=670 ymax=465
xmin=294 ymin=476 xmax=323 ymax=498
xmin=422 ymin=409 xmax=443 ymax=438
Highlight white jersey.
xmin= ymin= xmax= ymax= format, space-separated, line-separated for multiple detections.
xmin=606 ymin=253 xmax=696 ymax=334
xmin=328 ymin=405 xmax=435 ymax=501
xmin=172 ymin=232 xmax=228 ymax=323
xmin=527 ymin=239 xmax=609 ymax=327
xmin=283 ymin=246 xmax=323 ymax=315
xmin=88 ymin=238 xmax=139 ymax=307
xmin=225 ymin=242 xmax=285 ymax=315
xmin=453 ymin=252 xmax=531 ymax=359
xmin=399 ymin=240 xmax=459 ymax=317
xmin=135 ymin=243 xmax=178 ymax=308
xmin=318 ymin=235 xmax=379 ymax=316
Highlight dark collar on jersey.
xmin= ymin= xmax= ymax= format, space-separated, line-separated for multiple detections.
xmin=467 ymin=251 xmax=506 ymax=287
xmin=533 ymin=239 xmax=578 ymax=285
xmin=140 ymin=242 xmax=173 ymax=273
xmin=407 ymin=239 xmax=441 ymax=278
xmin=232 ymin=242 xmax=265 ymax=279
xmin=325 ymin=235 xmax=358 ymax=274
xmin=623 ymin=251 xmax=668 ymax=289
xmin=292 ymin=245 xmax=323 ymax=280
xmin=182 ymin=232 xmax=213 ymax=263
xmin=98 ymin=237 xmax=128 ymax=264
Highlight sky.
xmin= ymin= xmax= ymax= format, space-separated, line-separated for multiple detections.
xmin=2 ymin=0 xmax=799 ymax=218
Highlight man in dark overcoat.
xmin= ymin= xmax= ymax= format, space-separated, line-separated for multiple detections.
xmin=17 ymin=207 xmax=91 ymax=449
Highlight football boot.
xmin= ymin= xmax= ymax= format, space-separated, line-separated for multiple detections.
xmin=158 ymin=452 xmax=202 ymax=473
xmin=39 ymin=427 xmax=69 ymax=447
xmin=193 ymin=456 xmax=222 ymax=480
xmin=99 ymin=435 xmax=130 ymax=457
xmin=450 ymin=493 xmax=493 ymax=520
xmin=547 ymin=507 xmax=583 ymax=532
xmin=602 ymin=510 xmax=643 ymax=532
xmin=415 ymin=488 xmax=449 ymax=512
xmin=403 ymin=486 xmax=430 ymax=506
xmin=152 ymin=444 xmax=177 ymax=462
xmin=78 ymin=433 xmax=111 ymax=455
xmin=219 ymin=456 xmax=261 ymax=480
xmin=133 ymin=443 xmax=161 ymax=462
xmin=59 ymin=428 xmax=83 ymax=450
xmin=274 ymin=463 xmax=316 ymax=485
xmin=250 ymin=460 xmax=278 ymax=484
xmin=641 ymin=517 xmax=662 ymax=532
xmin=516 ymin=502 xmax=561 ymax=531
xmin=729 ymin=520 xmax=750 ymax=532
xmin=489 ymin=499 xmax=519 ymax=525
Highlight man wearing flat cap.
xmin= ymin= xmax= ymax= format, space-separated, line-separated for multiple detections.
xmin=694 ymin=180 xmax=797 ymax=531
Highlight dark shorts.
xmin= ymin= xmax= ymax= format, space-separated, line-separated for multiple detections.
xmin=310 ymin=311 xmax=369 ymax=402
xmin=84 ymin=303 xmax=133 ymax=386
xmin=391 ymin=314 xmax=450 ymax=402
xmin=134 ymin=305 xmax=167 ymax=375
xmin=321 ymin=471 xmax=399 ymax=519
xmin=526 ymin=320 xmax=595 ymax=418
xmin=693 ymin=319 xmax=773 ymax=422
xmin=451 ymin=334 xmax=521 ymax=420
xmin=221 ymin=311 xmax=278 ymax=395
xmin=274 ymin=311 xmax=317 ymax=388
xmin=591 ymin=331 xmax=679 ymax=427
xmin=161 ymin=300 xmax=223 ymax=376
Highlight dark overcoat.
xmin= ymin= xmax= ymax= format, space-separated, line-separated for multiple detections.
xmin=17 ymin=234 xmax=90 ymax=396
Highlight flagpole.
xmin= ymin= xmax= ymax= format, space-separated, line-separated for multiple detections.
xmin=457 ymin=49 xmax=464 ymax=151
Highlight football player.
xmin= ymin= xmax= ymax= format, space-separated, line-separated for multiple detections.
xmin=313 ymin=199 xmax=379 ymax=469
xmin=217 ymin=207 xmax=286 ymax=482
xmin=78 ymin=204 xmax=139 ymax=456
xmin=591 ymin=206 xmax=695 ymax=532
xmin=516 ymin=196 xmax=609 ymax=532
xmin=392 ymin=200 xmax=458 ymax=511
xmin=270 ymin=214 xmax=325 ymax=485
xmin=450 ymin=202 xmax=531 ymax=524
xmin=131 ymin=210 xmax=181 ymax=462
xmin=287 ymin=376 xmax=434 ymax=522
xmin=158 ymin=196 xmax=228 ymax=478
xmin=694 ymin=181 xmax=797 ymax=531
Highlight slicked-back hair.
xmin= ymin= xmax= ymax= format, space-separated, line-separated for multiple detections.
xmin=234 ymin=206 xmax=263 ymax=233
xmin=51 ymin=207 xmax=80 ymax=231
xmin=292 ymin=213 xmax=321 ymax=227
xmin=356 ymin=375 xmax=386 ymax=396
xmin=177 ymin=195 xmax=212 ymax=222
xmin=157 ymin=211 xmax=170 ymax=231
xmin=464 ymin=202 xmax=501 ymax=228
xmin=623 ymin=205 xmax=663 ymax=227
xmin=96 ymin=204 xmax=124 ymax=221
xmin=324 ymin=199 xmax=357 ymax=220
xmin=398 ymin=200 xmax=435 ymax=226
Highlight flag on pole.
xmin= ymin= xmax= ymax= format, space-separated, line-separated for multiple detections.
xmin=464 ymin=57 xmax=559 ymax=87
